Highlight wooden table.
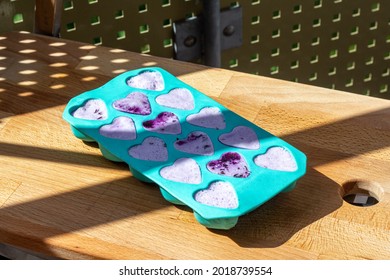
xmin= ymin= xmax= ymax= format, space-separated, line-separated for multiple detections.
xmin=1 ymin=31 xmax=389 ymax=260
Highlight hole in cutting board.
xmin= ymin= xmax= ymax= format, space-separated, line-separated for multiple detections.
xmin=341 ymin=180 xmax=384 ymax=207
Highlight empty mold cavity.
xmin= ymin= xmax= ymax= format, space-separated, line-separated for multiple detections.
xmin=341 ymin=180 xmax=383 ymax=207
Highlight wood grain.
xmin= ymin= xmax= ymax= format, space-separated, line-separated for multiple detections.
xmin=1 ymin=32 xmax=390 ymax=259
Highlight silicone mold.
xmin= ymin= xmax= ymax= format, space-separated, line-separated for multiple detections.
xmin=63 ymin=67 xmax=307 ymax=230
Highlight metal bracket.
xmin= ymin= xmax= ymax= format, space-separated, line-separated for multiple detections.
xmin=173 ymin=6 xmax=242 ymax=63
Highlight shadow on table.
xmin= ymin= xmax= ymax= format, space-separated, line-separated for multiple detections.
xmin=212 ymin=168 xmax=342 ymax=248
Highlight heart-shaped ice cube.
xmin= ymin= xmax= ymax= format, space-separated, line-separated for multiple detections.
xmin=219 ymin=126 xmax=260 ymax=150
xmin=160 ymin=158 xmax=201 ymax=184
xmin=174 ymin=131 xmax=214 ymax=155
xmin=143 ymin=112 xmax=181 ymax=134
xmin=254 ymin=146 xmax=297 ymax=172
xmin=207 ymin=152 xmax=250 ymax=178
xmin=72 ymin=99 xmax=108 ymax=120
xmin=156 ymin=88 xmax=195 ymax=110
xmin=194 ymin=181 xmax=238 ymax=209
xmin=113 ymin=92 xmax=151 ymax=115
xmin=99 ymin=116 xmax=136 ymax=140
xmin=127 ymin=71 xmax=164 ymax=91
xmin=186 ymin=107 xmax=225 ymax=130
xmin=128 ymin=137 xmax=168 ymax=162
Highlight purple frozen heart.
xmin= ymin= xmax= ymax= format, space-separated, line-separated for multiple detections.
xmin=113 ymin=92 xmax=151 ymax=115
xmin=143 ymin=112 xmax=181 ymax=134
xmin=127 ymin=71 xmax=164 ymax=91
xmin=219 ymin=126 xmax=260 ymax=150
xmin=254 ymin=147 xmax=297 ymax=172
xmin=128 ymin=137 xmax=168 ymax=162
xmin=72 ymin=99 xmax=108 ymax=120
xmin=160 ymin=158 xmax=201 ymax=184
xmin=186 ymin=107 xmax=225 ymax=130
xmin=207 ymin=152 xmax=250 ymax=178
xmin=99 ymin=116 xmax=136 ymax=140
xmin=194 ymin=181 xmax=238 ymax=209
xmin=174 ymin=131 xmax=214 ymax=156
xmin=156 ymin=88 xmax=195 ymax=110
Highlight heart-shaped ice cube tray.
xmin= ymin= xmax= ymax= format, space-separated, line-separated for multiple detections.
xmin=63 ymin=67 xmax=306 ymax=230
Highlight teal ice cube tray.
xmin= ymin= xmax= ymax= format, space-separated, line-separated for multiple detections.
xmin=63 ymin=67 xmax=306 ymax=230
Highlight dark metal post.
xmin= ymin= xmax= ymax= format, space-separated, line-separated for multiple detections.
xmin=203 ymin=0 xmax=221 ymax=67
